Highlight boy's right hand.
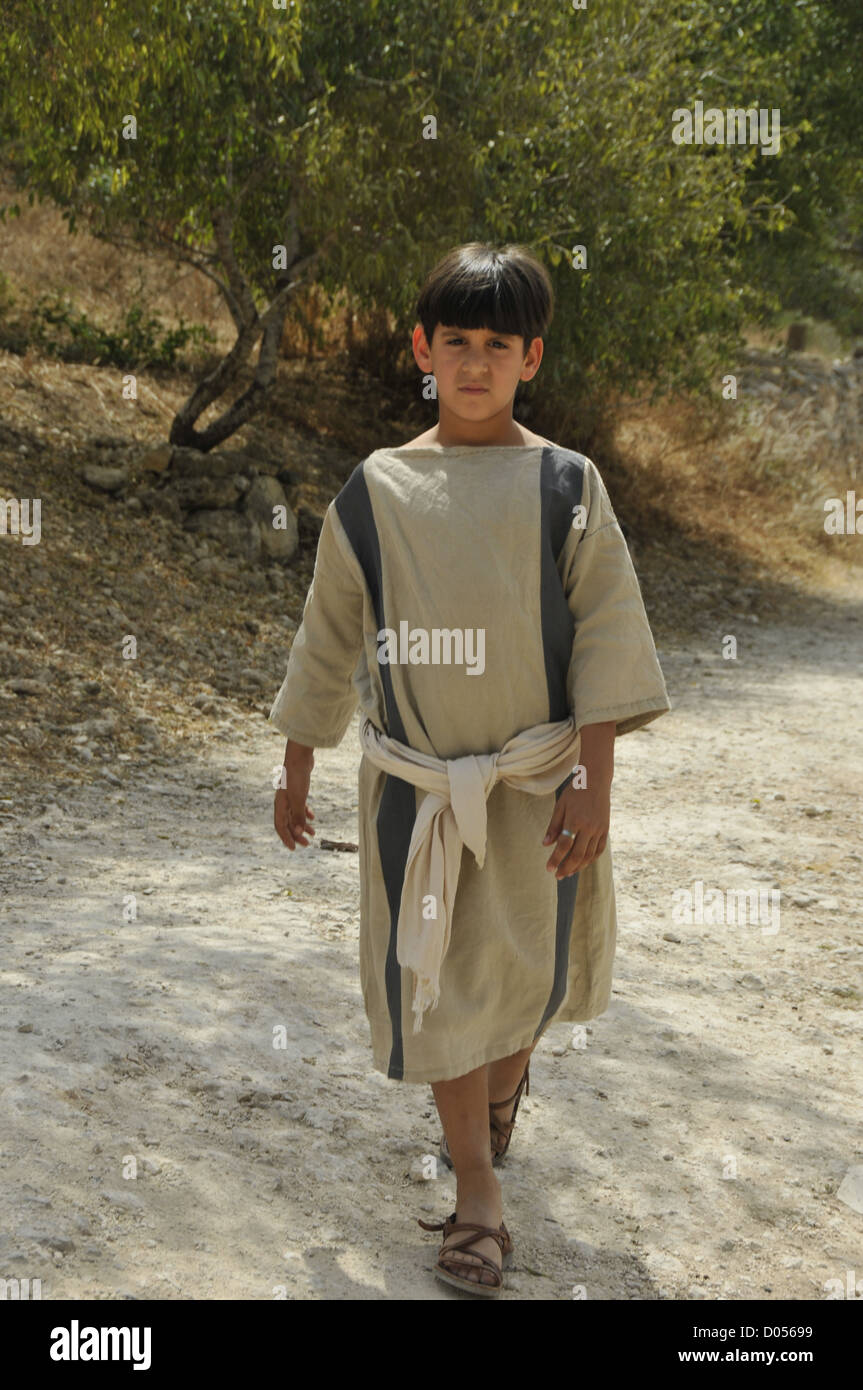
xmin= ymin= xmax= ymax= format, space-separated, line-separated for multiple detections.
xmin=274 ymin=747 xmax=316 ymax=850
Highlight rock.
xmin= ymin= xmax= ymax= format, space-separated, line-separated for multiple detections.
xmin=45 ymin=1235 xmax=75 ymax=1253
xmin=238 ymin=668 xmax=269 ymax=688
xmin=130 ymin=487 xmax=161 ymax=513
xmin=267 ymin=566 xmax=289 ymax=592
xmin=194 ymin=557 xmax=229 ymax=579
xmin=82 ymin=465 xmax=127 ymax=493
xmin=99 ymin=1189 xmax=144 ymax=1211
xmin=172 ymin=474 xmax=244 ymax=511
xmin=82 ymin=715 xmax=118 ymax=737
xmin=184 ymin=508 xmax=261 ymax=561
xmin=91 ymin=434 xmax=130 ymax=449
xmin=662 ymin=931 xmax=682 ymax=943
xmin=139 ymin=444 xmax=173 ymax=474
xmin=6 ymin=679 xmax=46 ymax=696
xmin=154 ymin=489 xmax=183 ymax=524
xmin=238 ymin=1089 xmax=271 ymax=1107
xmin=243 ymin=475 xmax=299 ymax=562
xmin=551 ymin=1044 xmax=566 ymax=1056
xmin=171 ymin=447 xmax=256 ymax=479
xmin=738 ymin=973 xmax=764 ymax=989
xmin=837 ymin=1166 xmax=863 ymax=1214
xmin=300 ymin=1106 xmax=335 ymax=1130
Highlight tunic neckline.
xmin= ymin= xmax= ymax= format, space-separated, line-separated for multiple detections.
xmin=380 ymin=442 xmax=552 ymax=453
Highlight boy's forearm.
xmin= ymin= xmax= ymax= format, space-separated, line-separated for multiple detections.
xmin=578 ymin=720 xmax=616 ymax=782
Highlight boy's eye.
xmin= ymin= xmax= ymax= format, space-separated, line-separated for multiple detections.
xmin=446 ymin=337 xmax=509 ymax=348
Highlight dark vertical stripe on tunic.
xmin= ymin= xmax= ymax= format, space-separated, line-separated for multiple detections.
xmin=334 ymin=464 xmax=413 ymax=1079
xmin=538 ymin=448 xmax=584 ymax=721
xmin=536 ymin=450 xmax=587 ymax=1036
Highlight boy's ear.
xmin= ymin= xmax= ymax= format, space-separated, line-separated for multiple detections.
xmin=412 ymin=322 xmax=434 ymax=363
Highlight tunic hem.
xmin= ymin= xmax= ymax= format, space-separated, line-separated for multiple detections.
xmin=368 ymin=1004 xmax=609 ymax=1084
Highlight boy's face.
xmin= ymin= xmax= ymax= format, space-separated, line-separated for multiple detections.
xmin=412 ymin=322 xmax=543 ymax=419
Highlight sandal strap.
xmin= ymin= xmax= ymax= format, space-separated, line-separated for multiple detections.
xmin=488 ymin=1060 xmax=530 ymax=1112
xmin=436 ymin=1223 xmax=507 ymax=1282
xmin=438 ymin=1222 xmax=507 ymax=1254
xmin=418 ymin=1216 xmax=508 ymax=1252
xmin=417 ymin=1211 xmax=457 ymax=1232
xmin=489 ymin=1061 xmax=530 ymax=1155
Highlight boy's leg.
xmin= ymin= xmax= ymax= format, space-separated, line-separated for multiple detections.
xmin=430 ymin=1065 xmax=503 ymax=1287
xmin=488 ymin=1041 xmax=536 ymax=1128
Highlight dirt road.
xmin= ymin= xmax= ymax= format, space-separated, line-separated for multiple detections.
xmin=2 ymin=599 xmax=862 ymax=1301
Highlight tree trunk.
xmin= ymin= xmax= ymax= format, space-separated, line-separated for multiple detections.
xmin=168 ymin=202 xmax=328 ymax=451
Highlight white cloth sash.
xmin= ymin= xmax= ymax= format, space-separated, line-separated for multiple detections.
xmin=358 ymin=714 xmax=582 ymax=1033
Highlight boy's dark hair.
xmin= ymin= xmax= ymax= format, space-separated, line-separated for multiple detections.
xmin=415 ymin=242 xmax=554 ymax=355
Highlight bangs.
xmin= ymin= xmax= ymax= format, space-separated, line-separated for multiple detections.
xmin=416 ymin=242 xmax=553 ymax=348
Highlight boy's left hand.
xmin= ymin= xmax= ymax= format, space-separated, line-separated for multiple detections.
xmin=542 ymin=779 xmax=610 ymax=878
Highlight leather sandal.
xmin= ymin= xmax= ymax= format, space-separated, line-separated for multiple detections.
xmin=489 ymin=1060 xmax=530 ymax=1162
xmin=418 ymin=1211 xmax=512 ymax=1297
xmin=438 ymin=1060 xmax=530 ymax=1170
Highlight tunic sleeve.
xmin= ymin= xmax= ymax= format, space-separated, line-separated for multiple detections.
xmin=268 ymin=501 xmax=366 ymax=749
xmin=561 ymin=457 xmax=671 ymax=736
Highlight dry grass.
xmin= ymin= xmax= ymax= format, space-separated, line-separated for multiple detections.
xmin=0 ymin=178 xmax=235 ymax=349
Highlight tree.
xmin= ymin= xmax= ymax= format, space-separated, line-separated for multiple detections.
xmin=2 ymin=0 xmax=861 ymax=452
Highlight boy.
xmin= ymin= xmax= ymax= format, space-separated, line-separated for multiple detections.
xmin=270 ymin=242 xmax=671 ymax=1296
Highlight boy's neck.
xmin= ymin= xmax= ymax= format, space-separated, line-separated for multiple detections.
xmin=406 ymin=406 xmax=548 ymax=450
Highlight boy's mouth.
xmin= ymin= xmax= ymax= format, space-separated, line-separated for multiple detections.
xmin=459 ymin=386 xmax=489 ymax=393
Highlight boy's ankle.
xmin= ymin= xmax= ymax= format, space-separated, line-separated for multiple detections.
xmin=455 ymin=1165 xmax=501 ymax=1197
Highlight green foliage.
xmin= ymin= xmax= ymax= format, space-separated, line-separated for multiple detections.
xmin=0 ymin=0 xmax=860 ymax=437
xmin=28 ymin=296 xmax=214 ymax=368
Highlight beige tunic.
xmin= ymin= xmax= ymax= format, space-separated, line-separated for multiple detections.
xmin=269 ymin=443 xmax=671 ymax=1083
